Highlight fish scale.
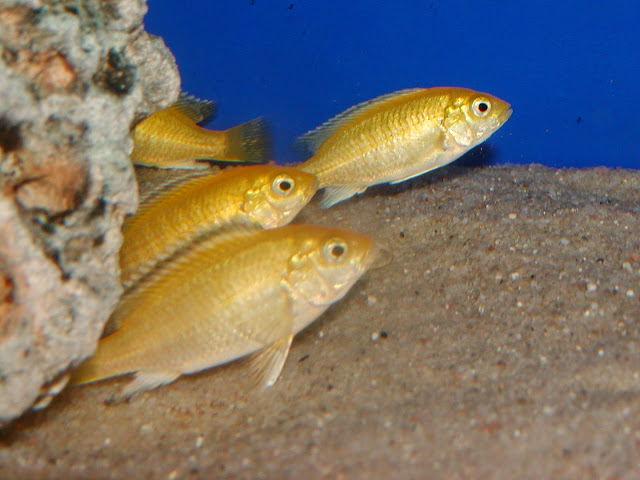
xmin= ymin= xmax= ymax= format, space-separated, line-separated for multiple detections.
xmin=299 ymin=87 xmax=512 ymax=207
xmin=131 ymin=93 xmax=272 ymax=169
xmin=118 ymin=165 xmax=318 ymax=289
xmin=71 ymin=225 xmax=386 ymax=399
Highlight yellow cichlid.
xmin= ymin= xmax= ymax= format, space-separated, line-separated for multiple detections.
xmin=131 ymin=93 xmax=272 ymax=169
xmin=119 ymin=165 xmax=319 ymax=288
xmin=71 ymin=225 xmax=389 ymax=399
xmin=298 ymin=87 xmax=512 ymax=207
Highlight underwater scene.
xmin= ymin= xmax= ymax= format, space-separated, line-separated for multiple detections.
xmin=146 ymin=0 xmax=640 ymax=169
xmin=1 ymin=1 xmax=639 ymax=479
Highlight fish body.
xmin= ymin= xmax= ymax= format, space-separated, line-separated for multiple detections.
xmin=131 ymin=94 xmax=271 ymax=169
xmin=298 ymin=87 xmax=512 ymax=207
xmin=71 ymin=225 xmax=387 ymax=398
xmin=119 ymin=165 xmax=319 ymax=288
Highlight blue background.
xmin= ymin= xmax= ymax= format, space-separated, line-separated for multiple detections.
xmin=144 ymin=1 xmax=639 ymax=169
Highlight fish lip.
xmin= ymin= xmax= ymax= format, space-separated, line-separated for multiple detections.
xmin=366 ymin=241 xmax=393 ymax=270
xmin=500 ymin=107 xmax=513 ymax=124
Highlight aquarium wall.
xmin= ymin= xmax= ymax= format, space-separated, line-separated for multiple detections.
xmin=145 ymin=0 xmax=640 ymax=169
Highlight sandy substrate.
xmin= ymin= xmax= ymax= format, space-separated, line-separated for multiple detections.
xmin=1 ymin=164 xmax=639 ymax=479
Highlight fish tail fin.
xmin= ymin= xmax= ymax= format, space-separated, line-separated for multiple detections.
xmin=224 ymin=117 xmax=272 ymax=164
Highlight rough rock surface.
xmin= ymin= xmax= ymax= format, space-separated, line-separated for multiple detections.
xmin=0 ymin=0 xmax=180 ymax=423
xmin=1 ymin=164 xmax=638 ymax=479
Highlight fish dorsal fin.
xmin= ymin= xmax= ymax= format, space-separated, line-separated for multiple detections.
xmin=128 ymin=170 xmax=217 ymax=226
xmin=114 ymin=225 xmax=264 ymax=324
xmin=170 ymin=92 xmax=218 ymax=124
xmin=297 ymin=88 xmax=425 ymax=155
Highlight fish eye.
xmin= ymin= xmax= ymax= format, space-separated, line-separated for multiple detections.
xmin=472 ymin=98 xmax=491 ymax=118
xmin=272 ymin=175 xmax=295 ymax=197
xmin=323 ymin=239 xmax=348 ymax=262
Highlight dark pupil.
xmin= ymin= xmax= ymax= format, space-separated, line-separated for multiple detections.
xmin=279 ymin=180 xmax=292 ymax=191
xmin=331 ymin=245 xmax=345 ymax=257
xmin=478 ymin=102 xmax=488 ymax=112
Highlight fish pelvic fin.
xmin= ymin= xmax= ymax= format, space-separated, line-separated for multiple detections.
xmin=319 ymin=185 xmax=368 ymax=208
xmin=172 ymin=92 xmax=217 ymax=124
xmin=247 ymin=333 xmax=294 ymax=388
xmin=224 ymin=117 xmax=272 ymax=164
xmin=296 ymin=88 xmax=425 ymax=155
xmin=110 ymin=370 xmax=181 ymax=402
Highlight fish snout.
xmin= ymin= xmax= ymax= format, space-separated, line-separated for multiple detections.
xmin=367 ymin=241 xmax=393 ymax=270
xmin=500 ymin=107 xmax=513 ymax=125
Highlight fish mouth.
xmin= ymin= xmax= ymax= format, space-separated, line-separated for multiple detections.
xmin=366 ymin=241 xmax=393 ymax=270
xmin=500 ymin=107 xmax=513 ymax=125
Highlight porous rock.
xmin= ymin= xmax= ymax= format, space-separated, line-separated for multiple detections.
xmin=0 ymin=0 xmax=180 ymax=423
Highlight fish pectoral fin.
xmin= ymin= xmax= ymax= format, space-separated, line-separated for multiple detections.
xmin=247 ymin=333 xmax=294 ymax=388
xmin=111 ymin=370 xmax=181 ymax=403
xmin=172 ymin=92 xmax=217 ymax=124
xmin=319 ymin=185 xmax=367 ymax=208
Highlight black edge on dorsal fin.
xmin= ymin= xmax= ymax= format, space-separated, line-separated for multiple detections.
xmin=172 ymin=92 xmax=218 ymax=124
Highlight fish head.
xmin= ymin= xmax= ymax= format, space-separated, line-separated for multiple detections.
xmin=285 ymin=227 xmax=390 ymax=332
xmin=443 ymin=89 xmax=512 ymax=149
xmin=243 ymin=166 xmax=319 ymax=228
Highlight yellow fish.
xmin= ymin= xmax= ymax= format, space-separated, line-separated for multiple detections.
xmin=298 ymin=87 xmax=512 ymax=207
xmin=119 ymin=165 xmax=319 ymax=288
xmin=131 ymin=93 xmax=272 ymax=169
xmin=71 ymin=225 xmax=389 ymax=398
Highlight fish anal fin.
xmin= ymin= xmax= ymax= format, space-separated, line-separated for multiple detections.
xmin=319 ymin=185 xmax=367 ymax=208
xmin=172 ymin=93 xmax=217 ymax=124
xmin=247 ymin=334 xmax=294 ymax=388
xmin=109 ymin=370 xmax=181 ymax=403
xmin=297 ymin=88 xmax=425 ymax=155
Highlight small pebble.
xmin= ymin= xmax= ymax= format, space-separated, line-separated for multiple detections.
xmin=508 ymin=213 xmax=517 ymax=220
xmin=195 ymin=435 xmax=204 ymax=449
xmin=560 ymin=238 xmax=570 ymax=246
xmin=586 ymin=282 xmax=597 ymax=292
xmin=366 ymin=294 xmax=377 ymax=306
xmin=140 ymin=424 xmax=153 ymax=434
xmin=626 ymin=289 xmax=635 ymax=298
xmin=371 ymin=332 xmax=380 ymax=341
xmin=510 ymin=272 xmax=521 ymax=281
